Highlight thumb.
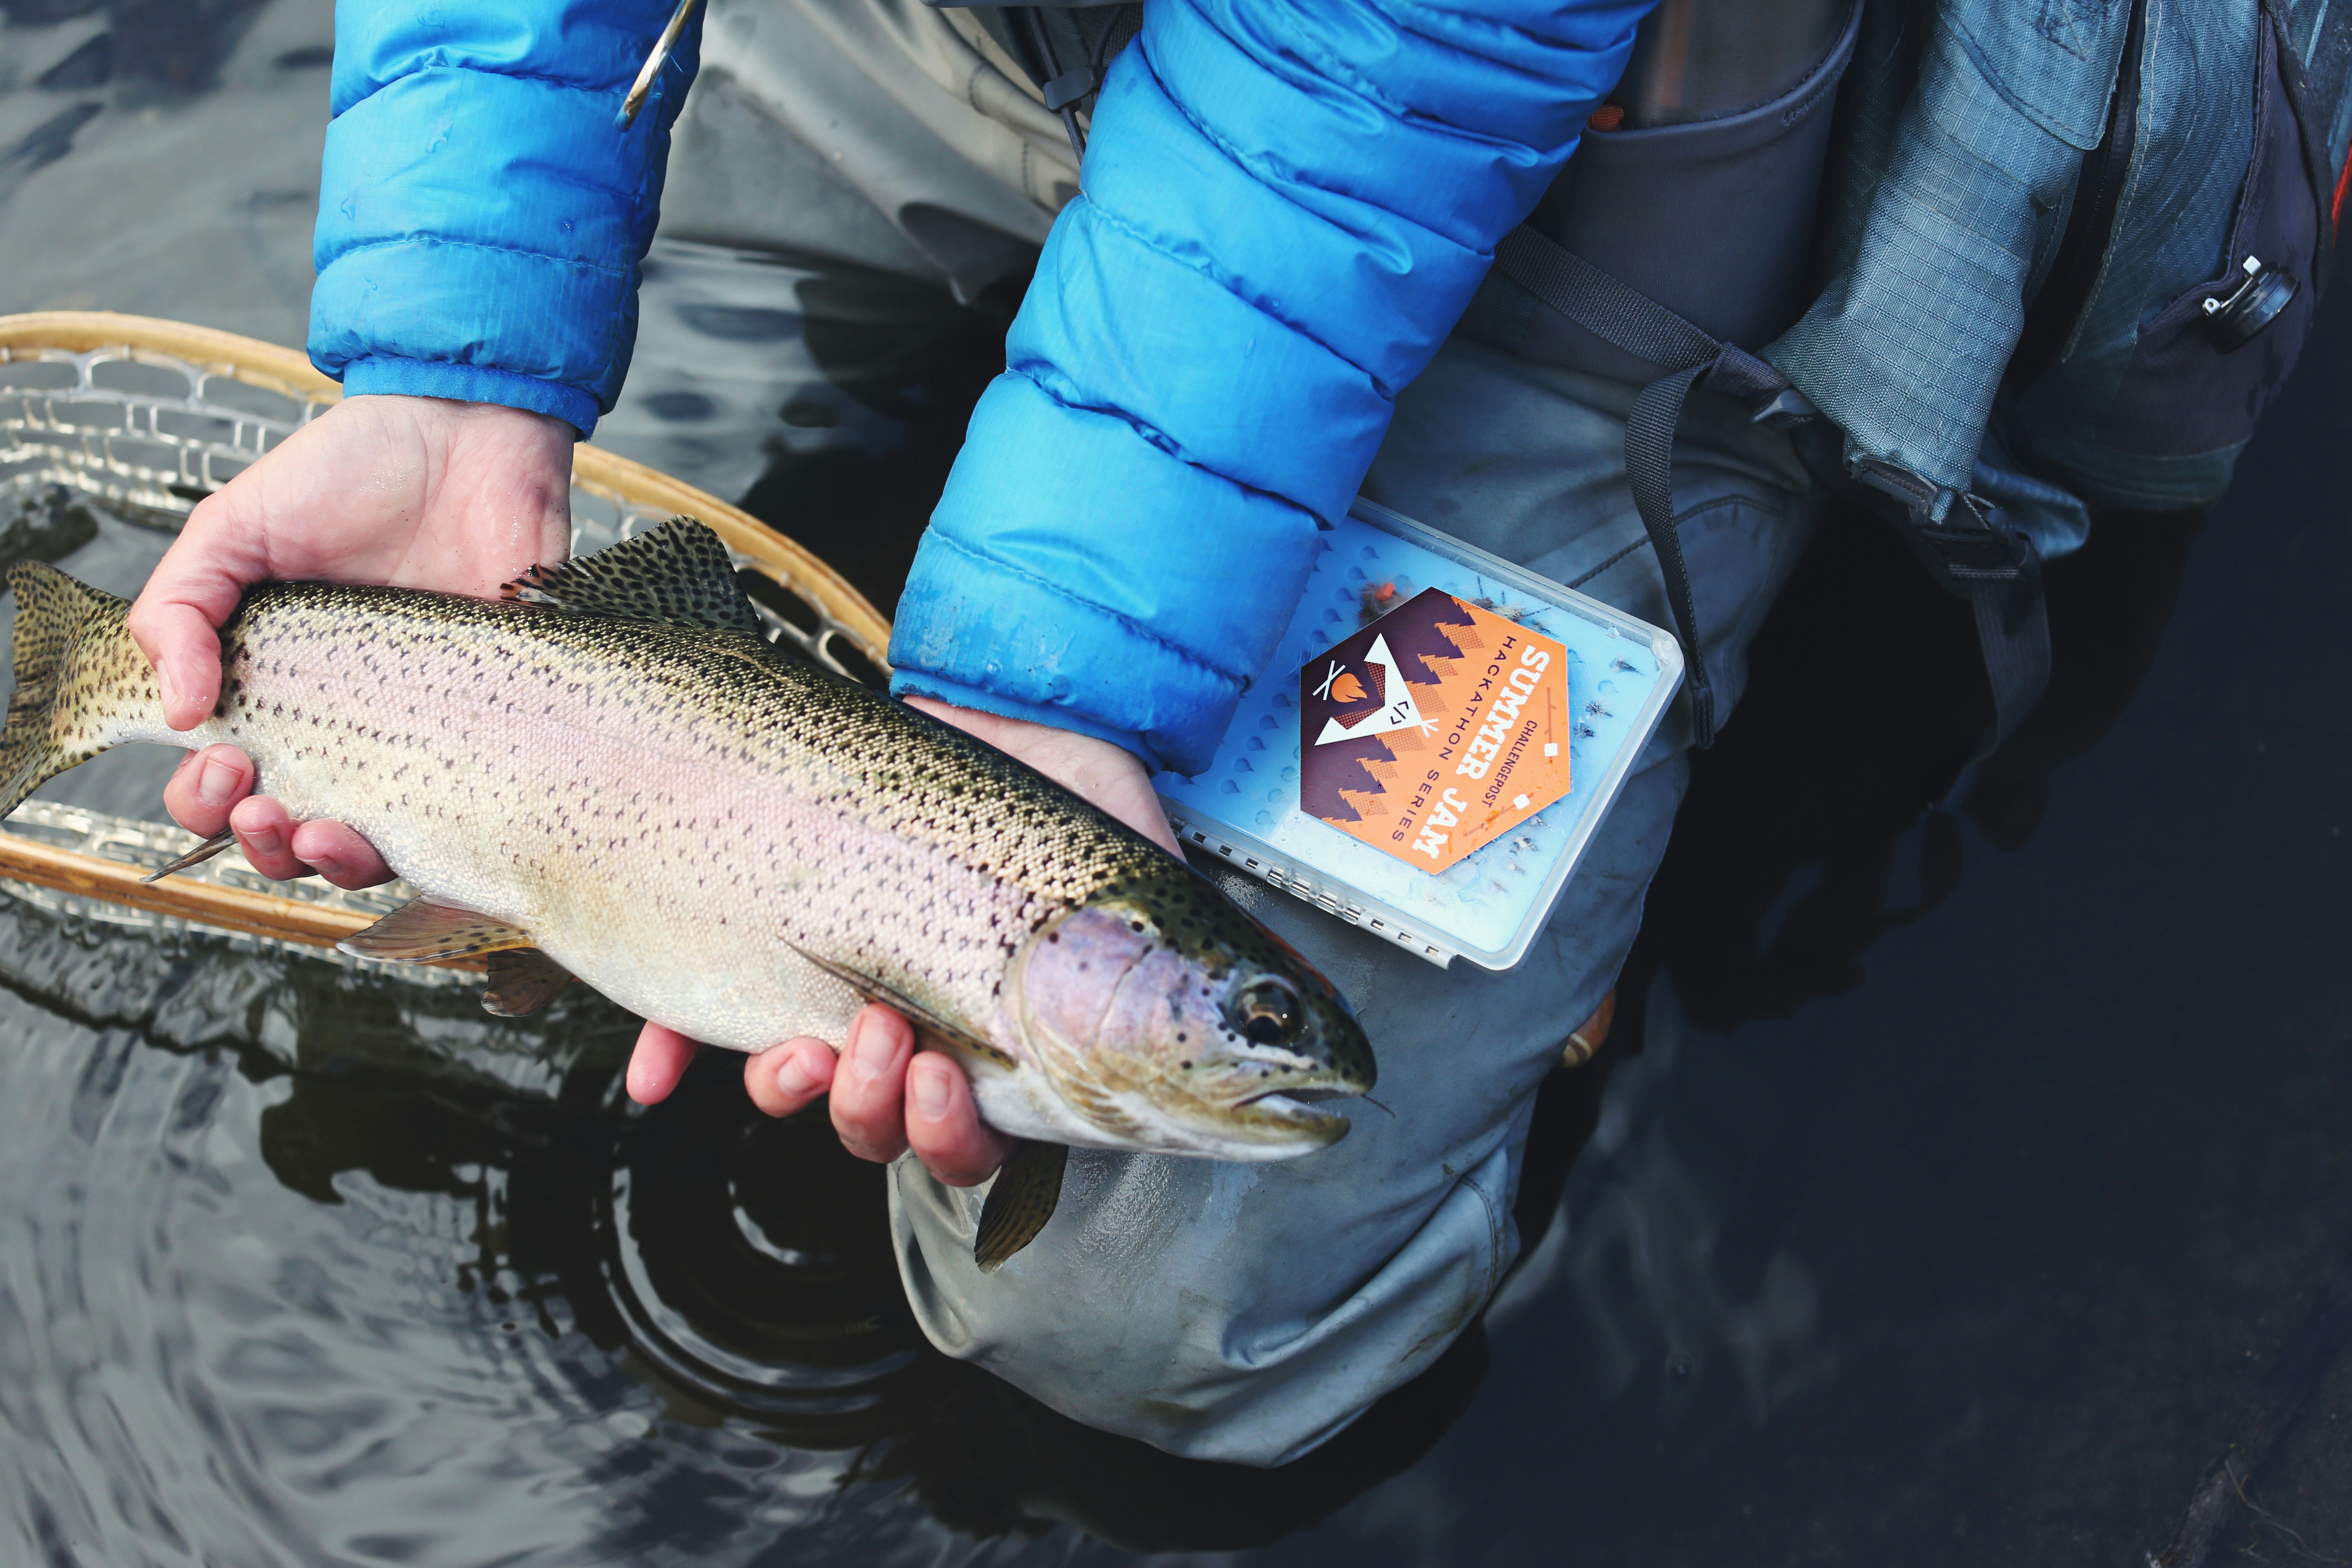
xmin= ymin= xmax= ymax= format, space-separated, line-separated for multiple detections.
xmin=124 ymin=599 xmax=224 ymax=732
xmin=127 ymin=500 xmax=267 ymax=733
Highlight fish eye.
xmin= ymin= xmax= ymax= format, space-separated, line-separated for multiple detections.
xmin=1233 ymin=978 xmax=1301 ymax=1045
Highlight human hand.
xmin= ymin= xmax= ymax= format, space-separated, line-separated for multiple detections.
xmin=131 ymin=395 xmax=575 ymax=888
xmin=627 ymin=699 xmax=1182 ymax=1187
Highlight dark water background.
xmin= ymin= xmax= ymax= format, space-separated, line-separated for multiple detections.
xmin=3 ymin=3 xmax=2350 ymax=1563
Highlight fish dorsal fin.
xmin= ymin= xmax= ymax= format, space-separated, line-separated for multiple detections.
xmin=481 ymin=947 xmax=575 ymax=1017
xmin=974 ymin=1139 xmax=1068 ymax=1273
xmin=500 ymin=516 xmax=763 ymax=637
xmin=785 ymin=942 xmax=1016 ymax=1069
xmin=338 ymin=898 xmax=537 ymax=963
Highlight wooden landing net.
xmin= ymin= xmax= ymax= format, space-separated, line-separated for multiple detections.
xmin=0 ymin=311 xmax=891 ymax=972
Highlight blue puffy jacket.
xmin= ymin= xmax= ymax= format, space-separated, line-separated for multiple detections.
xmin=312 ymin=0 xmax=1646 ymax=773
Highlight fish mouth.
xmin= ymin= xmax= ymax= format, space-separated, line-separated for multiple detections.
xmin=1231 ymin=1083 xmax=1363 ymax=1143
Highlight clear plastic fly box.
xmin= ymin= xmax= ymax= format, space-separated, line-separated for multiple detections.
xmin=1155 ymin=499 xmax=1684 ymax=971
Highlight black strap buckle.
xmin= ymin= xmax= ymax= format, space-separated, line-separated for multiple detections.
xmin=1910 ymin=511 xmax=2036 ymax=583
xmin=1855 ymin=462 xmax=2031 ymax=581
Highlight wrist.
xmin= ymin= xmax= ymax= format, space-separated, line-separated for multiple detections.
xmin=904 ymin=696 xmax=1180 ymax=856
xmin=340 ymin=355 xmax=599 ymax=439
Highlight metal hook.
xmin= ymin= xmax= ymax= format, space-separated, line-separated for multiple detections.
xmin=617 ymin=0 xmax=702 ymax=131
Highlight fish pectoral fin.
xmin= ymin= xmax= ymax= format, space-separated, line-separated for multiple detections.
xmin=782 ymin=941 xmax=1015 ymax=1069
xmin=140 ymin=829 xmax=236 ymax=884
xmin=499 ymin=517 xmax=764 ymax=637
xmin=338 ymin=897 xmax=537 ymax=963
xmin=481 ymin=947 xmax=575 ymax=1017
xmin=974 ymin=1139 xmax=1068 ymax=1274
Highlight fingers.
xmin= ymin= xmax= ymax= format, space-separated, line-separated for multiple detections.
xmin=743 ymin=1038 xmax=836 ymax=1119
xmin=829 ymin=1005 xmax=914 ymax=1163
xmin=627 ymin=1021 xmax=700 ymax=1105
xmin=902 ymin=696 xmax=1183 ymax=858
xmin=225 ymin=794 xmax=306 ymax=880
xmin=903 ymin=1053 xmax=1013 ymax=1186
xmin=165 ymin=751 xmax=394 ymax=887
xmin=165 ymin=744 xmax=254 ymax=836
xmin=123 ymin=397 xmax=577 ymax=733
xmin=828 ymin=1006 xmax=1009 ymax=1185
xmin=637 ymin=1009 xmax=1009 ymax=1187
xmin=286 ymin=819 xmax=395 ymax=889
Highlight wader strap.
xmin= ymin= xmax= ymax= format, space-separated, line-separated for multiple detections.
xmin=1858 ymin=466 xmax=2054 ymax=783
xmin=1494 ymin=225 xmax=1811 ymax=747
xmin=1968 ymin=570 xmax=2052 ymax=773
xmin=1494 ymin=223 xmax=2051 ymax=765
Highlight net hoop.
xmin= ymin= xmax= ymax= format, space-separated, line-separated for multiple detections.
xmin=0 ymin=311 xmax=895 ymax=969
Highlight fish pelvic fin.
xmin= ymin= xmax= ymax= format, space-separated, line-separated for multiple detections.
xmin=500 ymin=516 xmax=764 ymax=637
xmin=482 ymin=947 xmax=575 ymax=1016
xmin=339 ymin=897 xmax=537 ymax=963
xmin=974 ymin=1138 xmax=1068 ymax=1274
xmin=2 ymin=562 xmax=143 ymax=820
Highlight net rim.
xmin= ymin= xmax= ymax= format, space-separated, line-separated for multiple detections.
xmin=0 ymin=310 xmax=895 ymax=669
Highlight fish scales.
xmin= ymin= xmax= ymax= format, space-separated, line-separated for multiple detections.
xmin=208 ymin=585 xmax=1089 ymax=1048
xmin=1 ymin=521 xmax=1375 ymax=1238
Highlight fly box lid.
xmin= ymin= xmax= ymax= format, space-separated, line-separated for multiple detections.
xmin=1154 ymin=499 xmax=1683 ymax=971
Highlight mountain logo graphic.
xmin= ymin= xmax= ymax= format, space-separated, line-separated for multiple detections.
xmin=1297 ymin=586 xmax=1573 ymax=872
xmin=1312 ymin=635 xmax=1435 ymax=746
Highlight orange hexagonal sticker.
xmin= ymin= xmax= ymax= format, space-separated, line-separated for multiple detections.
xmin=1298 ymin=588 xmax=1572 ymax=872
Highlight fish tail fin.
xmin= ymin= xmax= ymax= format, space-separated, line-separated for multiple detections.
xmin=2 ymin=562 xmax=140 ymax=818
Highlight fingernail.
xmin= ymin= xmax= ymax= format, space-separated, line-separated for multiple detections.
xmin=774 ymin=1051 xmax=820 ymax=1098
xmin=850 ymin=1014 xmax=898 ymax=1074
xmin=245 ymin=825 xmax=283 ymax=859
xmin=196 ymin=758 xmax=239 ymax=807
xmin=910 ymin=1065 xmax=949 ymax=1118
xmin=158 ymin=664 xmax=186 ymax=722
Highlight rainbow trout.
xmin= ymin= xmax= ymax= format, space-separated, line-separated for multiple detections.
xmin=0 ymin=520 xmax=1374 ymax=1267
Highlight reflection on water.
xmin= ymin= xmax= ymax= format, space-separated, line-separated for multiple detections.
xmin=3 ymin=0 xmax=2351 ymax=1563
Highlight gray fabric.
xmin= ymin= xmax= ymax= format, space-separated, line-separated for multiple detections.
xmin=1763 ymin=4 xmax=2112 ymax=494
xmin=2012 ymin=0 xmax=2292 ymax=510
xmin=891 ymin=343 xmax=1818 ymax=1464
xmin=600 ymin=0 xmax=1080 ymax=502
xmin=616 ymin=0 xmax=1817 ymax=1466
xmin=657 ymin=0 xmax=1077 ymax=302
xmin=1522 ymin=0 xmax=1859 ymax=382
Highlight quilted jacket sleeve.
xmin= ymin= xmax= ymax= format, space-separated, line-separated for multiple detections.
xmin=308 ymin=0 xmax=699 ymax=437
xmin=888 ymin=0 xmax=1648 ymax=774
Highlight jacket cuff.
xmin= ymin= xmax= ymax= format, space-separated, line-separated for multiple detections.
xmin=885 ymin=372 xmax=1324 ymax=777
xmin=339 ymin=355 xmax=601 ymax=438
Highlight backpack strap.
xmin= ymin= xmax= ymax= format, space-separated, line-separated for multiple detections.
xmin=1493 ymin=226 xmax=1806 ymax=746
xmin=1851 ymin=461 xmax=2052 ymax=784
xmin=1493 ymin=222 xmax=2051 ymax=763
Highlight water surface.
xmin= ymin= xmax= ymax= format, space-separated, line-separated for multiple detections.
xmin=3 ymin=3 xmax=2350 ymax=1563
